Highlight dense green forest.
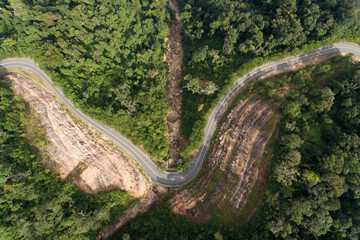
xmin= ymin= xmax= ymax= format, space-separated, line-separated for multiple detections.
xmin=0 ymin=0 xmax=360 ymax=239
xmin=0 ymin=76 xmax=133 ymax=239
xmin=258 ymin=55 xmax=360 ymax=239
xmin=179 ymin=0 xmax=360 ymax=157
xmin=110 ymin=56 xmax=360 ymax=239
xmin=0 ymin=0 xmax=171 ymax=159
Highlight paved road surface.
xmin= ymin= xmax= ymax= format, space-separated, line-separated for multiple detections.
xmin=1 ymin=43 xmax=360 ymax=187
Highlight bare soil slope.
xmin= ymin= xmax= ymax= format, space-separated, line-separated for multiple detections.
xmin=170 ymin=98 xmax=278 ymax=222
xmin=8 ymin=73 xmax=149 ymax=197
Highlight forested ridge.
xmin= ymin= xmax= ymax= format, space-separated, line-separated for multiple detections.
xmin=0 ymin=76 xmax=133 ymax=239
xmin=0 ymin=0 xmax=171 ymax=159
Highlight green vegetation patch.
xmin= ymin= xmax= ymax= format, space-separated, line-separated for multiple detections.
xmin=109 ymin=202 xmax=237 ymax=240
xmin=242 ymin=55 xmax=360 ymax=239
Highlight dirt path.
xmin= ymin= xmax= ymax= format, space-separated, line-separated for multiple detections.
xmin=164 ymin=0 xmax=184 ymax=168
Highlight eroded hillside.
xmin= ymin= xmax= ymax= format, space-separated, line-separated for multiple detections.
xmin=171 ymin=98 xmax=278 ymax=222
xmin=7 ymin=73 xmax=149 ymax=198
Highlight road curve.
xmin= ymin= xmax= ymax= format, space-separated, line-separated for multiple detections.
xmin=1 ymin=43 xmax=360 ymax=187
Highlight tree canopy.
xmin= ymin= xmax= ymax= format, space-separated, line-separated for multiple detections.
xmin=254 ymin=56 xmax=360 ymax=239
xmin=0 ymin=0 xmax=171 ymax=159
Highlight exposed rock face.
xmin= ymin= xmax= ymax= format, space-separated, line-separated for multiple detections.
xmin=8 ymin=73 xmax=149 ymax=198
xmin=170 ymin=98 xmax=277 ymax=221
xmin=164 ymin=0 xmax=184 ymax=168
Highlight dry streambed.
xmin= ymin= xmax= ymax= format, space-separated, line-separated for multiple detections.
xmin=7 ymin=73 xmax=149 ymax=198
xmin=164 ymin=0 xmax=185 ymax=168
xmin=170 ymin=98 xmax=278 ymax=222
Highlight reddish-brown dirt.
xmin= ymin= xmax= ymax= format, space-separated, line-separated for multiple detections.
xmin=164 ymin=0 xmax=184 ymax=168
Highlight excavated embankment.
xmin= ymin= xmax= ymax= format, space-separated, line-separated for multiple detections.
xmin=170 ymin=98 xmax=278 ymax=222
xmin=8 ymin=73 xmax=149 ymax=198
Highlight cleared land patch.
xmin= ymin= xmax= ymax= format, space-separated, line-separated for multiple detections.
xmin=7 ymin=72 xmax=149 ymax=197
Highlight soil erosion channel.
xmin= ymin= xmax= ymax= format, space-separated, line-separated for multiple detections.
xmin=164 ymin=0 xmax=184 ymax=168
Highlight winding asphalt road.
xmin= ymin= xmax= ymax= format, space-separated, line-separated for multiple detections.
xmin=1 ymin=43 xmax=360 ymax=187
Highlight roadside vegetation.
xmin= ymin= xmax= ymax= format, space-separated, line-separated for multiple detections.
xmin=0 ymin=76 xmax=134 ymax=239
xmin=110 ymin=56 xmax=360 ymax=239
xmin=179 ymin=0 xmax=360 ymax=158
